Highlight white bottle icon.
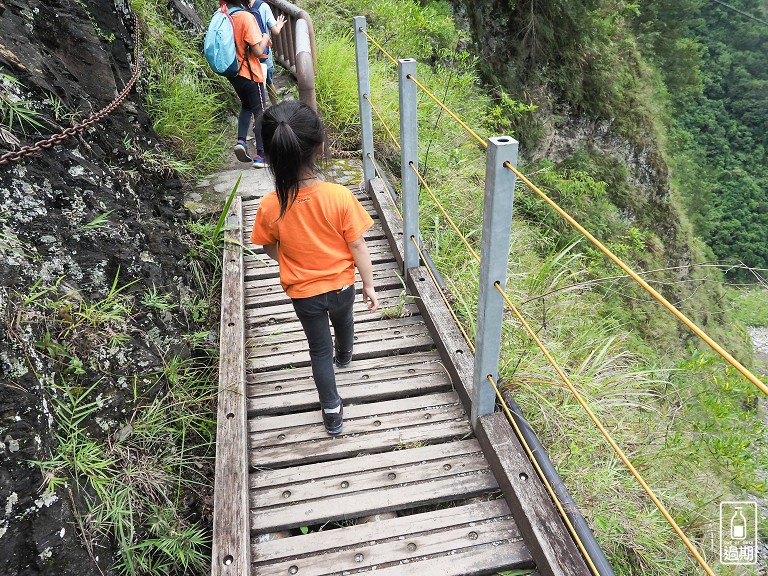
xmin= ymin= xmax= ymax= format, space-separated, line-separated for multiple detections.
xmin=731 ymin=507 xmax=746 ymax=540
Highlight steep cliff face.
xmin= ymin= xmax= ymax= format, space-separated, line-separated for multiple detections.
xmin=0 ymin=1 xmax=203 ymax=573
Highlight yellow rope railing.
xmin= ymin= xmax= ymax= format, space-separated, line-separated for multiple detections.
xmin=410 ymin=238 xmax=600 ymax=575
xmin=409 ymin=162 xmax=480 ymax=263
xmin=360 ymin=27 xmax=398 ymax=65
xmin=486 ymin=374 xmax=602 ymax=575
xmin=492 ymin=282 xmax=716 ymax=575
xmin=364 ymin=94 xmax=400 ymax=151
xmin=502 ymin=161 xmax=768 ymax=397
xmin=406 ymin=75 xmax=487 ymax=148
xmin=357 ymin=29 xmax=763 ymax=570
xmin=365 ymin=26 xmax=767 ymax=397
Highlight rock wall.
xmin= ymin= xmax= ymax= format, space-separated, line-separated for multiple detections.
xmin=1 ymin=0 xmax=203 ymax=573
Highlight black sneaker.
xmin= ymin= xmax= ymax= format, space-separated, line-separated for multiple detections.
xmin=322 ymin=402 xmax=343 ymax=435
xmin=333 ymin=348 xmax=352 ymax=368
xmin=333 ymin=356 xmax=351 ymax=369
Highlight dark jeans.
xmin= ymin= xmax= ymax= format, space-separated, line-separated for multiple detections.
xmin=291 ymin=286 xmax=355 ymax=410
xmin=228 ymin=74 xmax=266 ymax=155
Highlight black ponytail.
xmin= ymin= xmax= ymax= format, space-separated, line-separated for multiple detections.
xmin=259 ymin=101 xmax=324 ymax=219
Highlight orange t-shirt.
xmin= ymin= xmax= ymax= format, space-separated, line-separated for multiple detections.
xmin=250 ymin=182 xmax=374 ymax=298
xmin=231 ymin=10 xmax=265 ymax=83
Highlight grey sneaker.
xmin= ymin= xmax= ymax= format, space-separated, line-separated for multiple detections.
xmin=322 ymin=402 xmax=343 ymax=435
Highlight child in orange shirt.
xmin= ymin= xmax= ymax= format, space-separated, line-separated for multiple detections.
xmin=250 ymin=101 xmax=378 ymax=435
xmin=225 ymin=0 xmax=270 ymax=167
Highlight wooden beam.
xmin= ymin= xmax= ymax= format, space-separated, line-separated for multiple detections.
xmin=475 ymin=412 xmax=591 ymax=576
xmin=367 ymin=177 xmax=405 ymax=270
xmin=211 ymin=197 xmax=251 ymax=576
xmin=405 ymin=266 xmax=475 ymax=412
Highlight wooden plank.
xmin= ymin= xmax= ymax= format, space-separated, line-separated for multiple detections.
xmin=406 ymin=266 xmax=476 ymax=411
xmin=249 ymin=394 xmax=471 ymax=468
xmin=253 ymin=498 xmax=512 ymax=561
xmin=248 ymin=322 xmax=432 ymax=366
xmin=251 ymin=438 xmax=484 ymax=487
xmin=249 ymin=453 xmax=497 ymax=531
xmin=250 ymin=391 xmax=463 ymax=434
xmin=250 ymin=499 xmax=532 ymax=576
xmin=247 ymin=352 xmax=452 ymax=415
xmin=248 ymin=316 xmax=432 ymax=366
xmin=248 ymin=314 xmax=428 ymax=346
xmin=211 ymin=197 xmax=251 ymax=576
xmin=475 ymin=413 xmax=590 ymax=576
xmin=243 ymin=267 xmax=405 ymax=306
xmin=244 ymin=289 xmax=420 ymax=328
xmin=253 ymin=531 xmax=531 ymax=576
xmin=250 ymin=419 xmax=470 ymax=469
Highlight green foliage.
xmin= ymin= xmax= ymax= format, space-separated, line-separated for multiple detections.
xmin=727 ymin=285 xmax=768 ymax=328
xmin=129 ymin=0 xmax=231 ymax=177
xmin=638 ymin=0 xmax=768 ymax=278
xmin=0 ymin=70 xmax=44 ymax=134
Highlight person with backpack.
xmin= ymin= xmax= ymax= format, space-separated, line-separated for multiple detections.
xmin=249 ymin=0 xmax=285 ymax=106
xmin=213 ymin=0 xmax=270 ymax=168
xmin=249 ymin=101 xmax=379 ymax=435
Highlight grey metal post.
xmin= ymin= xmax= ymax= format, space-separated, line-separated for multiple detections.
xmin=353 ymin=17 xmax=376 ymax=186
xmin=398 ymin=58 xmax=419 ymax=272
xmin=471 ymin=136 xmax=518 ymax=426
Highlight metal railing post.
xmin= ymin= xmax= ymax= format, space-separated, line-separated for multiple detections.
xmin=472 ymin=136 xmax=518 ymax=425
xmin=398 ymin=58 xmax=419 ymax=272
xmin=354 ymin=16 xmax=376 ymax=186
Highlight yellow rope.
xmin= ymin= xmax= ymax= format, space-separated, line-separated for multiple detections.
xmin=409 ymin=163 xmax=480 ymax=263
xmin=405 ymin=74 xmax=487 ymax=148
xmin=503 ymin=162 xmax=767 ymax=397
xmin=364 ymin=94 xmax=400 ymax=151
xmin=410 ymin=237 xmax=475 ymax=353
xmin=360 ymin=27 xmax=398 ymax=65
xmin=368 ymin=153 xmax=403 ymax=219
xmin=493 ymin=282 xmax=716 ymax=575
xmin=486 ymin=375 xmax=601 ymax=576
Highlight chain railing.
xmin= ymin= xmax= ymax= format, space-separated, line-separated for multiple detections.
xmin=0 ymin=13 xmax=141 ymax=167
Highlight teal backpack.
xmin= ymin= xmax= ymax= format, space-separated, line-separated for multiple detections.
xmin=204 ymin=5 xmax=245 ymax=77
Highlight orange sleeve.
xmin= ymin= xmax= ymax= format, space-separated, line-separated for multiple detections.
xmin=250 ymin=193 xmax=279 ymax=246
xmin=341 ymin=193 xmax=374 ymax=243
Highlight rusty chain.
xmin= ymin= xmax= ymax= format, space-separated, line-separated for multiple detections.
xmin=0 ymin=12 xmax=141 ymax=167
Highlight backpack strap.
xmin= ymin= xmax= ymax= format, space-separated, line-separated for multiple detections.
xmin=222 ymin=4 xmax=258 ymax=82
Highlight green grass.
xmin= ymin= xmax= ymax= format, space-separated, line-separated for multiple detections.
xmin=14 ymin=191 xmax=238 ymax=575
xmin=129 ymin=0 xmax=232 ymax=178
xmin=727 ymin=284 xmax=768 ymax=328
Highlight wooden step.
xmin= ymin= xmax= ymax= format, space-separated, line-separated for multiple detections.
xmin=247 ymin=351 xmax=451 ymax=415
xmin=244 ymin=265 xmax=405 ymax=306
xmin=244 ymin=287 xmax=420 ymax=329
xmin=247 ymin=318 xmax=434 ymax=371
xmin=249 ymin=440 xmax=497 ymax=532
xmin=249 ymin=392 xmax=470 ymax=468
xmin=250 ymin=498 xmax=533 ymax=576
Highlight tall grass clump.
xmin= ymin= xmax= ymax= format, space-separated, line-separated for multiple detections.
xmin=130 ymin=0 xmax=232 ymax=177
